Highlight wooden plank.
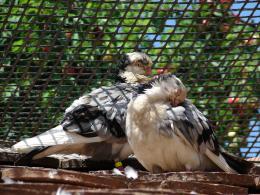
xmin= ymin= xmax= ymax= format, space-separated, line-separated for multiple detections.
xmin=1 ymin=167 xmax=127 ymax=189
xmin=129 ymin=180 xmax=248 ymax=195
xmin=139 ymin=171 xmax=260 ymax=189
xmin=0 ymin=184 xmax=195 ymax=195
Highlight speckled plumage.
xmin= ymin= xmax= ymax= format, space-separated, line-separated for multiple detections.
xmin=126 ymin=74 xmax=254 ymax=174
xmin=12 ymin=52 xmax=152 ymax=162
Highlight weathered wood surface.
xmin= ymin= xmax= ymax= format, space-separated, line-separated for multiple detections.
xmin=0 ymin=166 xmax=259 ymax=194
xmin=0 ymin=184 xmax=195 ymax=195
xmin=1 ymin=166 xmax=128 ymax=188
xmin=130 ymin=180 xmax=248 ymax=195
xmin=138 ymin=171 xmax=260 ymax=188
xmin=0 ymin=147 xmax=260 ymax=194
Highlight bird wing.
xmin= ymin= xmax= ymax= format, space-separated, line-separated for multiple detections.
xmin=61 ymin=83 xmax=138 ymax=139
xmin=12 ymin=83 xmax=137 ymax=155
xmin=162 ymin=100 xmax=219 ymax=153
xmin=160 ymin=100 xmax=236 ymax=173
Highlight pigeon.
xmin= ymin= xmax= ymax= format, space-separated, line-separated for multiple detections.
xmin=126 ymin=74 xmax=255 ymax=174
xmin=12 ymin=52 xmax=153 ymax=164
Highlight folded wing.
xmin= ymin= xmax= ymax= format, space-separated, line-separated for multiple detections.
xmin=13 ymin=83 xmax=138 ymax=161
xmin=161 ymin=100 xmax=237 ymax=173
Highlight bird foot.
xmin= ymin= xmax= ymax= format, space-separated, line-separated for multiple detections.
xmin=112 ymin=166 xmax=138 ymax=179
xmin=112 ymin=161 xmax=138 ymax=179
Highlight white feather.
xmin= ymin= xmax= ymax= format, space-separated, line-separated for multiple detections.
xmin=126 ymin=97 xmax=212 ymax=172
xmin=65 ymin=96 xmax=89 ymax=113
xmin=205 ymin=149 xmax=237 ymax=174
xmin=124 ymin=166 xmax=138 ymax=179
xmin=12 ymin=125 xmax=105 ymax=153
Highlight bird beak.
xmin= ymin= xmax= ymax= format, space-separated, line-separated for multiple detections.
xmin=170 ymin=89 xmax=183 ymax=107
xmin=144 ymin=66 xmax=152 ymax=75
xmin=171 ymin=98 xmax=181 ymax=107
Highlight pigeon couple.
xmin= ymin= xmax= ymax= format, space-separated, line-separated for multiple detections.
xmin=13 ymin=52 xmax=255 ymax=174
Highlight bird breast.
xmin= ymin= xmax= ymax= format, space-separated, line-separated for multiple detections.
xmin=126 ymin=102 xmax=206 ymax=172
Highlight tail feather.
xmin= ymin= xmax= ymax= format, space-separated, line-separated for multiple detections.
xmin=205 ymin=149 xmax=237 ymax=174
xmin=12 ymin=125 xmax=105 ymax=153
xmin=15 ymin=147 xmax=50 ymax=166
xmin=221 ymin=150 xmax=255 ymax=174
xmin=32 ymin=143 xmax=93 ymax=160
xmin=15 ymin=141 xmax=132 ymax=166
xmin=32 ymin=142 xmax=132 ymax=161
xmin=206 ymin=147 xmax=256 ymax=174
xmin=15 ymin=142 xmax=132 ymax=166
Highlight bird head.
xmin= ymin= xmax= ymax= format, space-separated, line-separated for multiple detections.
xmin=118 ymin=52 xmax=152 ymax=76
xmin=141 ymin=74 xmax=187 ymax=106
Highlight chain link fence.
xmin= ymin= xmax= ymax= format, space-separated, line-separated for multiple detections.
xmin=0 ymin=0 xmax=259 ymax=157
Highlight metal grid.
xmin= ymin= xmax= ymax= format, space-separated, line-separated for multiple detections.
xmin=0 ymin=0 xmax=259 ymax=157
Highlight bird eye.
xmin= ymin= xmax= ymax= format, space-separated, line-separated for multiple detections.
xmin=136 ymin=63 xmax=142 ymax=67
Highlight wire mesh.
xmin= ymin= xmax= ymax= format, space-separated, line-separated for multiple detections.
xmin=0 ymin=0 xmax=259 ymax=157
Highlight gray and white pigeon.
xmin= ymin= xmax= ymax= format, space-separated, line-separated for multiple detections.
xmin=126 ymin=74 xmax=254 ymax=174
xmin=12 ymin=52 xmax=152 ymax=164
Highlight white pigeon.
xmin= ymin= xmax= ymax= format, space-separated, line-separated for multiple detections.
xmin=12 ymin=52 xmax=152 ymax=164
xmin=126 ymin=74 xmax=254 ymax=174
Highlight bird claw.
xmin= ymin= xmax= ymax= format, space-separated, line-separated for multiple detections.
xmin=112 ymin=168 xmax=124 ymax=176
xmin=112 ymin=163 xmax=138 ymax=179
xmin=124 ymin=166 xmax=138 ymax=179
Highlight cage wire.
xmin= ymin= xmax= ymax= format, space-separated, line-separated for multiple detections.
xmin=0 ymin=0 xmax=259 ymax=158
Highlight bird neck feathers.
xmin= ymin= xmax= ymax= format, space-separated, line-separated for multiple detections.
xmin=144 ymin=84 xmax=169 ymax=103
xmin=131 ymin=86 xmax=168 ymax=115
xmin=119 ymin=71 xmax=149 ymax=84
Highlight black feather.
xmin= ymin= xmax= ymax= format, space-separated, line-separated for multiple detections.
xmin=108 ymin=117 xmax=126 ymax=137
xmin=221 ymin=150 xmax=255 ymax=174
xmin=118 ymin=53 xmax=130 ymax=70
xmin=196 ymin=118 xmax=220 ymax=155
xmin=114 ymin=75 xmax=127 ymax=83
xmin=15 ymin=146 xmax=50 ymax=166
xmin=137 ymin=82 xmax=152 ymax=94
xmin=61 ymin=104 xmax=101 ymax=134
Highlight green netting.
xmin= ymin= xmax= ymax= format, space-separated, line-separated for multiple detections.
xmin=0 ymin=0 xmax=259 ymax=157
